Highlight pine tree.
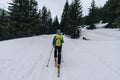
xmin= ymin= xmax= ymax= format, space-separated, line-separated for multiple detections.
xmin=103 ymin=0 xmax=119 ymax=28
xmin=96 ymin=7 xmax=103 ymax=22
xmin=41 ymin=6 xmax=48 ymax=34
xmin=38 ymin=6 xmax=53 ymax=34
xmin=47 ymin=10 xmax=52 ymax=34
xmin=87 ymin=0 xmax=98 ymax=29
xmin=114 ymin=0 xmax=120 ymax=27
xmin=52 ymin=16 xmax=59 ymax=34
xmin=37 ymin=9 xmax=43 ymax=35
xmin=8 ymin=0 xmax=38 ymax=38
xmin=0 ymin=10 xmax=5 ymax=40
xmin=0 ymin=10 xmax=5 ymax=26
xmin=9 ymin=0 xmax=27 ymax=38
xmin=60 ymin=0 xmax=69 ymax=34
xmin=29 ymin=0 xmax=39 ymax=35
xmin=0 ymin=10 xmax=10 ymax=40
xmin=68 ymin=0 xmax=82 ymax=38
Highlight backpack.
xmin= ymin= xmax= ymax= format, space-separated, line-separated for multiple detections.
xmin=55 ymin=34 xmax=62 ymax=47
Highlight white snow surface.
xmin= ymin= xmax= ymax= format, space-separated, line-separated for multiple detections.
xmin=95 ymin=23 xmax=108 ymax=28
xmin=0 ymin=28 xmax=120 ymax=80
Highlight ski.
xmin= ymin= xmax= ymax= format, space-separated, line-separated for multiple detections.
xmin=57 ymin=68 xmax=60 ymax=77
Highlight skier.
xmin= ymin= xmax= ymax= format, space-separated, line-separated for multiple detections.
xmin=52 ymin=29 xmax=64 ymax=69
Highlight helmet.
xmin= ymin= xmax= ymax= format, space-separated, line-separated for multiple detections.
xmin=57 ymin=29 xmax=61 ymax=34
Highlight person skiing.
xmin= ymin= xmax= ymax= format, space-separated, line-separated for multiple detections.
xmin=52 ymin=29 xmax=64 ymax=69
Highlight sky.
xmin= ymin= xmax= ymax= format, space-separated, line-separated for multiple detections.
xmin=0 ymin=0 xmax=108 ymax=20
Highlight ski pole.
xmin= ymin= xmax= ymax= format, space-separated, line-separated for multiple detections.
xmin=46 ymin=47 xmax=54 ymax=67
xmin=61 ymin=51 xmax=64 ymax=62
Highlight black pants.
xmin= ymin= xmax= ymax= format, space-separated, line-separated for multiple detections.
xmin=54 ymin=46 xmax=62 ymax=64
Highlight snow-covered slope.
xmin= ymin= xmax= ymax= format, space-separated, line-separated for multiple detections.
xmin=0 ymin=29 xmax=120 ymax=80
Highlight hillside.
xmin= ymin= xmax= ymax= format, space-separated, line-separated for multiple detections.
xmin=0 ymin=28 xmax=120 ymax=80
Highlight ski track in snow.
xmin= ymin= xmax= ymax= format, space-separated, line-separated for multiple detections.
xmin=0 ymin=29 xmax=120 ymax=80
